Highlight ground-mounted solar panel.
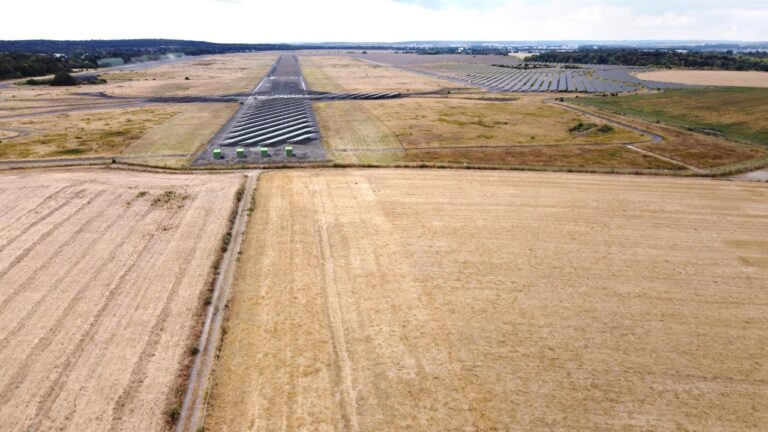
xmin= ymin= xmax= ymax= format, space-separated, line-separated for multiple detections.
xmin=565 ymin=73 xmax=575 ymax=91
xmin=583 ymin=77 xmax=596 ymax=92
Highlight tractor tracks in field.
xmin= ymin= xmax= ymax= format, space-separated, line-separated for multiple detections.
xmin=309 ymin=179 xmax=360 ymax=432
xmin=175 ymin=171 xmax=259 ymax=432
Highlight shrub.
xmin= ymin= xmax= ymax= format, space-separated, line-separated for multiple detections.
xmin=168 ymin=404 xmax=181 ymax=423
xmin=597 ymin=124 xmax=615 ymax=133
xmin=49 ymin=73 xmax=78 ymax=86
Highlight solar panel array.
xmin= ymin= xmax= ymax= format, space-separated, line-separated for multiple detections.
xmin=221 ymin=98 xmax=318 ymax=147
xmin=430 ymin=64 xmax=691 ymax=93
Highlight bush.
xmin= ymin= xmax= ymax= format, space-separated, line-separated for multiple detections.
xmin=597 ymin=124 xmax=615 ymax=133
xmin=50 ymin=72 xmax=78 ymax=86
xmin=569 ymin=121 xmax=597 ymax=132
xmin=168 ymin=404 xmax=181 ymax=423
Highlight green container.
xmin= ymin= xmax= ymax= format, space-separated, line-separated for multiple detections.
xmin=236 ymin=148 xmax=246 ymax=158
xmin=212 ymin=148 xmax=223 ymax=160
xmin=285 ymin=146 xmax=293 ymax=157
xmin=260 ymin=147 xmax=269 ymax=157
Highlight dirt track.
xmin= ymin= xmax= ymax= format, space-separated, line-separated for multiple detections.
xmin=0 ymin=168 xmax=242 ymax=431
xmin=206 ymin=169 xmax=768 ymax=431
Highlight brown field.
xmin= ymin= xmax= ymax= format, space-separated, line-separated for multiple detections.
xmin=0 ymin=168 xmax=243 ymax=431
xmin=636 ymin=70 xmax=768 ymax=88
xmin=300 ymin=56 xmax=471 ymax=93
xmin=206 ymin=169 xmax=768 ymax=431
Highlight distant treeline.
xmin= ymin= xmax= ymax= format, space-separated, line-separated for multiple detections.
xmin=0 ymin=39 xmax=391 ymax=80
xmin=0 ymin=52 xmax=99 ymax=80
xmin=528 ymin=49 xmax=768 ymax=71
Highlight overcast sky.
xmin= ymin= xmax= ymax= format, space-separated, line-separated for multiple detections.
xmin=2 ymin=0 xmax=766 ymax=42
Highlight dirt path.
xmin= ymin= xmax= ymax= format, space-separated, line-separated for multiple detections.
xmin=175 ymin=171 xmax=259 ymax=432
xmin=551 ymin=100 xmax=710 ymax=171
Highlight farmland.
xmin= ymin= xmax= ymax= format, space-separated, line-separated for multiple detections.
xmin=0 ymin=168 xmax=243 ymax=430
xmin=635 ymin=70 xmax=768 ymax=88
xmin=205 ymin=169 xmax=768 ymax=431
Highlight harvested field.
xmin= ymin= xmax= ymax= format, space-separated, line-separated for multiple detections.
xmin=206 ymin=169 xmax=768 ymax=431
xmin=300 ymin=56 xmax=470 ymax=93
xmin=0 ymin=168 xmax=243 ymax=431
xmin=636 ymin=70 xmax=768 ymax=88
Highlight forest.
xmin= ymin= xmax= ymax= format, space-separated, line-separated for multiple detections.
xmin=529 ymin=49 xmax=768 ymax=71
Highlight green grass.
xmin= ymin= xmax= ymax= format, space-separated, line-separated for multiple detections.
xmin=571 ymin=88 xmax=768 ymax=146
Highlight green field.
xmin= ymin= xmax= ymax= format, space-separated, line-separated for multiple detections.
xmin=571 ymin=88 xmax=768 ymax=146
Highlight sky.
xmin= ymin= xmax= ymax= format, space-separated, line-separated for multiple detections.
xmin=1 ymin=0 xmax=766 ymax=42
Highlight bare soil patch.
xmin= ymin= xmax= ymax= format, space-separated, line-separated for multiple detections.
xmin=0 ymin=168 xmax=242 ymax=431
xmin=206 ymin=169 xmax=768 ymax=431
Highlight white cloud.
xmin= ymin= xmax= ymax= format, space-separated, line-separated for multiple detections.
xmin=0 ymin=0 xmax=765 ymax=42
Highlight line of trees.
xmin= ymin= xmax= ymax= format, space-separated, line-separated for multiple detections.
xmin=528 ymin=49 xmax=768 ymax=71
xmin=0 ymin=52 xmax=98 ymax=80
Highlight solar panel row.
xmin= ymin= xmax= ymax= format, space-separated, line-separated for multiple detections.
xmin=432 ymin=64 xmax=692 ymax=93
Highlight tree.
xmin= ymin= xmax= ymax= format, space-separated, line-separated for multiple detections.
xmin=49 ymin=72 xmax=78 ymax=86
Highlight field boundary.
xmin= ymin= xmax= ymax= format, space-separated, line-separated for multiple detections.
xmin=174 ymin=171 xmax=259 ymax=432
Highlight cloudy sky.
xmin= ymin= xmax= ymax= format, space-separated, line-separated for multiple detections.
xmin=2 ymin=0 xmax=766 ymax=42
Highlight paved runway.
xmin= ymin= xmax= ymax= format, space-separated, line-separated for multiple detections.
xmin=195 ymin=54 xmax=326 ymax=165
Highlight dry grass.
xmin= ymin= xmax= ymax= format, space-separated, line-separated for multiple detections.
xmin=569 ymin=97 xmax=768 ymax=169
xmin=406 ymin=145 xmax=682 ymax=170
xmin=123 ymin=103 xmax=238 ymax=156
xmin=636 ymin=70 xmax=768 ymax=88
xmin=98 ymin=53 xmax=278 ymax=97
xmin=313 ymin=95 xmax=664 ymax=168
xmin=0 ymin=168 xmax=242 ymax=431
xmin=0 ymin=107 xmax=179 ymax=160
xmin=300 ymin=56 xmax=470 ymax=93
xmin=572 ymin=88 xmax=768 ymax=146
xmin=313 ymin=100 xmax=404 ymax=164
xmin=364 ymin=97 xmax=648 ymax=148
xmin=206 ymin=169 xmax=768 ymax=431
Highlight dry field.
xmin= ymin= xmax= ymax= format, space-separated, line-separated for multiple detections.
xmin=0 ymin=53 xmax=275 ymax=163
xmin=300 ymin=56 xmax=470 ymax=93
xmin=0 ymin=168 xmax=243 ymax=431
xmin=122 ymin=103 xmax=238 ymax=157
xmin=636 ymin=70 xmax=768 ymax=88
xmin=97 ymin=52 xmax=278 ymax=97
xmin=206 ymin=169 xmax=768 ymax=431
xmin=362 ymin=97 xmax=647 ymax=147
xmin=313 ymin=95 xmax=662 ymax=168
xmin=570 ymin=93 xmax=768 ymax=169
xmin=0 ymin=107 xmax=180 ymax=160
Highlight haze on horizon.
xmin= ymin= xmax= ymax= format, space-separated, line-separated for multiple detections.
xmin=1 ymin=0 xmax=766 ymax=43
